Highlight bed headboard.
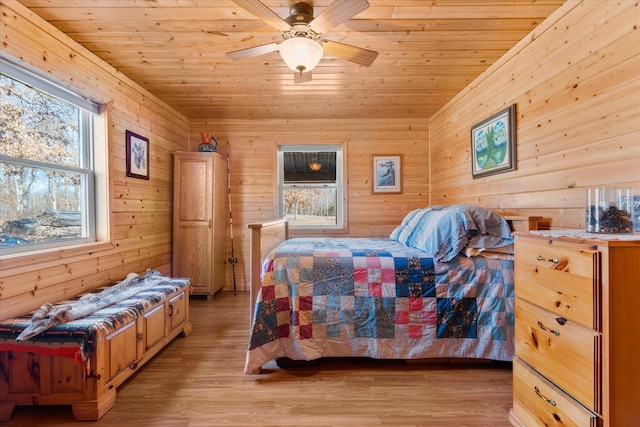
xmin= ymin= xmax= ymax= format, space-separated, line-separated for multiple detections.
xmin=501 ymin=214 xmax=542 ymax=234
xmin=247 ymin=214 xmax=540 ymax=326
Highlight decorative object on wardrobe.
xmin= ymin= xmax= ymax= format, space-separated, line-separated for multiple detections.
xmin=198 ymin=132 xmax=219 ymax=152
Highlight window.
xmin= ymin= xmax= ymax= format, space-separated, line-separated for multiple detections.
xmin=0 ymin=56 xmax=100 ymax=255
xmin=278 ymin=145 xmax=344 ymax=230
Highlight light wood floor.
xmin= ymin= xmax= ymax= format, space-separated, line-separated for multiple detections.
xmin=4 ymin=291 xmax=514 ymax=426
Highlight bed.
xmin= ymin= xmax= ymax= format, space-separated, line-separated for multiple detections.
xmin=245 ymin=205 xmax=541 ymax=374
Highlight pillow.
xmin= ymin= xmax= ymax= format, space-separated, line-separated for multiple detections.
xmin=390 ymin=205 xmax=513 ymax=262
xmin=459 ymin=204 xmax=513 ymax=239
xmin=390 ymin=206 xmax=473 ymax=262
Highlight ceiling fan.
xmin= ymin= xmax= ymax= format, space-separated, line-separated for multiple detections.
xmin=226 ymin=0 xmax=378 ymax=83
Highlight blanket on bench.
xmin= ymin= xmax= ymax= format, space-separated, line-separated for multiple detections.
xmin=0 ymin=270 xmax=191 ymax=368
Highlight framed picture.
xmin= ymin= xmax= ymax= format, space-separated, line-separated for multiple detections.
xmin=372 ymin=155 xmax=401 ymax=194
xmin=126 ymin=130 xmax=149 ymax=180
xmin=471 ymin=104 xmax=516 ymax=178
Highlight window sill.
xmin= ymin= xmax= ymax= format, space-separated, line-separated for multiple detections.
xmin=0 ymin=241 xmax=115 ymax=270
xmin=289 ymin=226 xmax=349 ymax=237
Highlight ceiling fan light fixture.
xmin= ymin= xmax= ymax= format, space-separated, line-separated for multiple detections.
xmin=279 ymin=37 xmax=323 ymax=73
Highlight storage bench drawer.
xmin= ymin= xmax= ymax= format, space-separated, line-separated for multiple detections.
xmin=169 ymin=292 xmax=187 ymax=330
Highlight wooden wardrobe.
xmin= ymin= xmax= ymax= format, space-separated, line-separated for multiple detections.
xmin=172 ymin=151 xmax=227 ymax=299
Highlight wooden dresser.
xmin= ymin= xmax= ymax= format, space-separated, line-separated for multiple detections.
xmin=509 ymin=231 xmax=640 ymax=427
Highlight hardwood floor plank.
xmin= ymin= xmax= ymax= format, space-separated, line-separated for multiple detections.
xmin=4 ymin=291 xmax=513 ymax=426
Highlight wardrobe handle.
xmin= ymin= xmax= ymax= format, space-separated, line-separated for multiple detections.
xmin=208 ymin=219 xmax=212 ymax=229
xmin=538 ymin=321 xmax=560 ymax=336
xmin=534 ymin=386 xmax=556 ymax=406
xmin=536 ymin=254 xmax=559 ymax=264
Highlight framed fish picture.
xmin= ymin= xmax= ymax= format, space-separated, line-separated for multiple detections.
xmin=471 ymin=104 xmax=516 ymax=178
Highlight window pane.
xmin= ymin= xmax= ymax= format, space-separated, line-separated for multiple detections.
xmin=0 ymin=162 xmax=84 ymax=247
xmin=283 ymin=151 xmax=336 ymax=183
xmin=283 ymin=185 xmax=337 ymax=227
xmin=279 ymin=145 xmax=343 ymax=230
xmin=0 ymin=65 xmax=95 ymax=253
xmin=0 ymin=74 xmax=80 ymax=168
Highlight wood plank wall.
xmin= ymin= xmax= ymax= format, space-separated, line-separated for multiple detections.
xmin=188 ymin=119 xmax=429 ymax=291
xmin=0 ymin=2 xmax=190 ymax=319
xmin=429 ymin=0 xmax=640 ymax=229
xmin=1 ymin=0 xmax=638 ymax=302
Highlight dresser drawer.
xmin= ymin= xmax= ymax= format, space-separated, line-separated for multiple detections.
xmin=513 ymin=358 xmax=598 ymax=427
xmin=515 ymin=298 xmax=601 ymax=412
xmin=515 ymin=237 xmax=600 ymax=330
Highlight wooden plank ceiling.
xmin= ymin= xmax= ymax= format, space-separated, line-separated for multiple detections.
xmin=17 ymin=0 xmax=566 ymax=121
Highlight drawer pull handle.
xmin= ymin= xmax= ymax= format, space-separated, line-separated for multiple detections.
xmin=536 ymin=255 xmax=559 ymax=264
xmin=534 ymin=386 xmax=557 ymax=406
xmin=538 ymin=321 xmax=560 ymax=336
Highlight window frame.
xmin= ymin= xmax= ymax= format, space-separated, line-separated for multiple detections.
xmin=278 ymin=144 xmax=346 ymax=232
xmin=0 ymin=55 xmax=102 ymax=257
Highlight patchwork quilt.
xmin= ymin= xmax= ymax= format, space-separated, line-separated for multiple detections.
xmin=245 ymin=238 xmax=515 ymax=374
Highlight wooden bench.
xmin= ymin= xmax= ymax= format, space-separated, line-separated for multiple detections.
xmin=0 ymin=272 xmax=192 ymax=421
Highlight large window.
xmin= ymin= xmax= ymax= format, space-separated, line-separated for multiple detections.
xmin=0 ymin=57 xmax=100 ymax=255
xmin=278 ymin=145 xmax=344 ymax=230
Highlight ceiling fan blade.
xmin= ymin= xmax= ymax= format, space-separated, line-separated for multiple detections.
xmin=294 ymin=71 xmax=313 ymax=84
xmin=308 ymin=0 xmax=370 ymax=34
xmin=321 ymin=39 xmax=378 ymax=67
xmin=226 ymin=42 xmax=280 ymax=61
xmin=231 ymin=0 xmax=292 ymax=32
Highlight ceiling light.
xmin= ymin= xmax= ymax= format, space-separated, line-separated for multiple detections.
xmin=309 ymin=159 xmax=322 ymax=171
xmin=279 ymin=37 xmax=323 ymax=74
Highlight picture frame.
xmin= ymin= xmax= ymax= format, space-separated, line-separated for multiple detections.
xmin=125 ymin=130 xmax=149 ymax=180
xmin=372 ymin=155 xmax=402 ymax=194
xmin=471 ymin=104 xmax=516 ymax=178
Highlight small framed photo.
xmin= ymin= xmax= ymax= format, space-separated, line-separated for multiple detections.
xmin=126 ymin=130 xmax=149 ymax=180
xmin=372 ymin=155 xmax=401 ymax=194
xmin=471 ymin=104 xmax=516 ymax=178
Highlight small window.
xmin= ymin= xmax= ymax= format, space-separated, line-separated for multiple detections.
xmin=0 ymin=57 xmax=100 ymax=255
xmin=278 ymin=145 xmax=344 ymax=230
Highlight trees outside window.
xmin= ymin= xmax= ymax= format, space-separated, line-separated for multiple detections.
xmin=0 ymin=60 xmax=98 ymax=253
xmin=278 ymin=145 xmax=344 ymax=230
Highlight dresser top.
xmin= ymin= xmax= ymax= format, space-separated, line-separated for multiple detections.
xmin=529 ymin=229 xmax=640 ymax=241
xmin=515 ymin=229 xmax=640 ymax=248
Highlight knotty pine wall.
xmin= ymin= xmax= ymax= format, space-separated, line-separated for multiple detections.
xmin=1 ymin=0 xmax=639 ymax=303
xmin=0 ymin=2 xmax=190 ymax=319
xmin=188 ymin=120 xmax=429 ymax=291
xmin=429 ymin=0 xmax=640 ymax=229
xmin=196 ymin=0 xmax=640 ymax=292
